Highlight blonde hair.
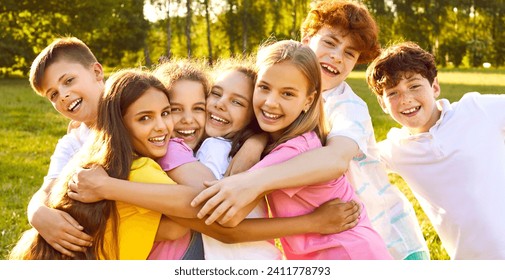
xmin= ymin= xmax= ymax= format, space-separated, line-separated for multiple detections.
xmin=256 ymin=40 xmax=328 ymax=154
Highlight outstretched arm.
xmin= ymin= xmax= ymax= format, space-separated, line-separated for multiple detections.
xmin=192 ymin=136 xmax=359 ymax=225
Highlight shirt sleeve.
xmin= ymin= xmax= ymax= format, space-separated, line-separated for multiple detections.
xmin=157 ymin=138 xmax=197 ymax=172
xmin=464 ymin=92 xmax=505 ymax=130
xmin=326 ymin=100 xmax=372 ymax=156
xmin=196 ymin=138 xmax=231 ymax=179
xmin=44 ymin=133 xmax=83 ymax=181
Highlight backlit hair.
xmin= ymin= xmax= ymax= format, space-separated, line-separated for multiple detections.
xmin=153 ymin=59 xmax=211 ymax=97
xmin=300 ymin=0 xmax=380 ymax=64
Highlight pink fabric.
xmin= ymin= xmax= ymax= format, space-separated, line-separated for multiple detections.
xmin=250 ymin=131 xmax=392 ymax=260
xmin=157 ymin=138 xmax=197 ymax=171
xmin=147 ymin=231 xmax=192 ymax=260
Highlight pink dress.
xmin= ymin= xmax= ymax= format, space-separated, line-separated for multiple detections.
xmin=249 ymin=131 xmax=392 ymax=260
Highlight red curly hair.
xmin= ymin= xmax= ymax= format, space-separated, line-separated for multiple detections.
xmin=300 ymin=0 xmax=380 ymax=64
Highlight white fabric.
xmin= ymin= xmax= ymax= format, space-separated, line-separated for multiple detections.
xmin=323 ymin=82 xmax=428 ymax=260
xmin=196 ymin=137 xmax=232 ymax=180
xmin=44 ymin=122 xmax=91 ymax=181
xmin=378 ymin=92 xmax=505 ymax=259
xmin=196 ymin=137 xmax=283 ymax=260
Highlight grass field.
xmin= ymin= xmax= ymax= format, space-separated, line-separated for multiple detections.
xmin=1 ymin=70 xmax=504 ymax=260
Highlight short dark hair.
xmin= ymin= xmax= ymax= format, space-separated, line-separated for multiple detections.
xmin=366 ymin=41 xmax=438 ymax=96
xmin=29 ymin=37 xmax=98 ymax=96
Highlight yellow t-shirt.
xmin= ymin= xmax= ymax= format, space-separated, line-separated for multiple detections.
xmin=103 ymin=157 xmax=175 ymax=259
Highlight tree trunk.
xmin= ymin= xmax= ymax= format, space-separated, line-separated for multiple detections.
xmin=166 ymin=0 xmax=172 ymax=59
xmin=185 ymin=0 xmax=192 ymax=58
xmin=204 ymin=0 xmax=213 ymax=66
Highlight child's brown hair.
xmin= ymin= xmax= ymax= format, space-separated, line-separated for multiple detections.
xmin=153 ymin=59 xmax=212 ymax=96
xmin=300 ymin=0 xmax=380 ymax=64
xmin=29 ymin=37 xmax=99 ymax=96
xmin=366 ymin=41 xmax=438 ymax=96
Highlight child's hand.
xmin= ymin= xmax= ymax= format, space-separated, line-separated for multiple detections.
xmin=191 ymin=173 xmax=262 ymax=225
xmin=31 ymin=205 xmax=92 ymax=257
xmin=67 ymin=166 xmax=109 ymax=203
xmin=310 ymin=198 xmax=362 ymax=234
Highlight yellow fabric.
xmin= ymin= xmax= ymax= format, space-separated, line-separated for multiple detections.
xmin=102 ymin=157 xmax=175 ymax=260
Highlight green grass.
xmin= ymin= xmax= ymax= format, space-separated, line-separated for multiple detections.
xmin=0 ymin=78 xmax=68 ymax=260
xmin=1 ymin=71 xmax=504 ymax=260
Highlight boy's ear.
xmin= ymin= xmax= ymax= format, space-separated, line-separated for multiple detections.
xmin=301 ymin=35 xmax=311 ymax=46
xmin=377 ymin=95 xmax=389 ymax=114
xmin=432 ymin=77 xmax=441 ymax=99
xmin=92 ymin=62 xmax=105 ymax=81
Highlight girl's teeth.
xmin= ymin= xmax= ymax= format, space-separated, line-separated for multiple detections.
xmin=149 ymin=136 xmax=166 ymax=143
xmin=177 ymin=130 xmax=196 ymax=135
xmin=263 ymin=111 xmax=281 ymax=119
xmin=211 ymin=114 xmax=230 ymax=124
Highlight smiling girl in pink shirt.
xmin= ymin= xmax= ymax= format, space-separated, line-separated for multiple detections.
xmin=248 ymin=40 xmax=392 ymax=260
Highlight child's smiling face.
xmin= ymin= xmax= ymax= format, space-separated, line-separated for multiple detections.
xmin=302 ymin=26 xmax=360 ymax=92
xmin=378 ymin=73 xmax=442 ymax=134
xmin=205 ymin=70 xmax=254 ymax=139
xmin=168 ymin=80 xmax=207 ymax=150
xmin=40 ymin=60 xmax=103 ymax=126
xmin=254 ymin=61 xmax=314 ymax=141
xmin=124 ymin=87 xmax=174 ymax=159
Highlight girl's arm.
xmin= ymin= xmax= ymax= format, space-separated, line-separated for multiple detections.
xmin=67 ymin=166 xmax=362 ymax=240
xmin=67 ymin=166 xmax=202 ymax=218
xmin=224 ymin=132 xmax=268 ymax=176
xmin=169 ymin=197 xmax=361 ymax=243
xmin=192 ymin=136 xmax=359 ymax=224
xmin=155 ymin=216 xmax=190 ymax=241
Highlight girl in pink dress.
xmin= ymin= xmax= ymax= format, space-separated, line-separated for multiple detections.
xmin=249 ymin=40 xmax=392 ymax=260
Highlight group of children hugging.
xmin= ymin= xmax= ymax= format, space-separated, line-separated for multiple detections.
xmin=9 ymin=0 xmax=505 ymax=260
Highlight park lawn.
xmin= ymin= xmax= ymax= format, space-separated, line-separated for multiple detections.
xmin=1 ymin=70 xmax=504 ymax=260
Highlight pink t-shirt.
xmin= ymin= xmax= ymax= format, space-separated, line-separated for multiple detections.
xmin=157 ymin=138 xmax=197 ymax=171
xmin=250 ymin=131 xmax=392 ymax=260
xmin=148 ymin=138 xmax=196 ymax=260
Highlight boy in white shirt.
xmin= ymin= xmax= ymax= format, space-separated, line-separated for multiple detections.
xmin=27 ymin=37 xmax=103 ymax=257
xmin=367 ymin=41 xmax=505 ymax=259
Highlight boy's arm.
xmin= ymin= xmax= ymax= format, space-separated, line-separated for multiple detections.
xmin=27 ymin=179 xmax=93 ymax=257
xmin=169 ymin=197 xmax=361 ymax=243
xmin=192 ymin=136 xmax=359 ymax=224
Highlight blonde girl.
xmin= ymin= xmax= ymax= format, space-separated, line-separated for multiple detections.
xmin=247 ymin=40 xmax=392 ymax=260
